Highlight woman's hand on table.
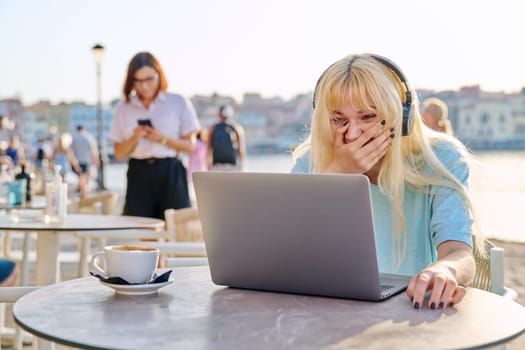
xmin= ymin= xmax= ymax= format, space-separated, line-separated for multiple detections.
xmin=406 ymin=240 xmax=475 ymax=310
xmin=406 ymin=262 xmax=466 ymax=310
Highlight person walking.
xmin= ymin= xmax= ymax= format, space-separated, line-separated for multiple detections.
xmin=187 ymin=130 xmax=208 ymax=184
xmin=34 ymin=138 xmax=50 ymax=173
xmin=71 ymin=125 xmax=98 ymax=198
xmin=5 ymin=135 xmax=25 ymax=168
xmin=207 ymin=105 xmax=246 ymax=171
xmin=52 ymin=133 xmax=81 ymax=182
xmin=109 ymin=51 xmax=200 ymax=219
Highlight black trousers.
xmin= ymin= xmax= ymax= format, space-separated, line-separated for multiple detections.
xmin=123 ymin=157 xmax=190 ymax=220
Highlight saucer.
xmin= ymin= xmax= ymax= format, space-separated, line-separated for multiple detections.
xmin=100 ymin=280 xmax=173 ymax=295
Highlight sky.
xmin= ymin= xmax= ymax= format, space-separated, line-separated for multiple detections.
xmin=1 ymin=0 xmax=524 ymax=106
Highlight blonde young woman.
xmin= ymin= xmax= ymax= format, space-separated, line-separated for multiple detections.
xmin=292 ymin=53 xmax=483 ymax=310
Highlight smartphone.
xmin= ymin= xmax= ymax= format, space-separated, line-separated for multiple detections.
xmin=137 ymin=119 xmax=153 ymax=127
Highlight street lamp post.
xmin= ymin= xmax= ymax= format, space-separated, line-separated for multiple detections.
xmin=92 ymin=44 xmax=106 ymax=191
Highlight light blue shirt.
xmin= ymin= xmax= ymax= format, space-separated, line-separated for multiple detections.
xmin=291 ymin=141 xmax=473 ymax=275
xmin=71 ymin=130 xmax=97 ymax=164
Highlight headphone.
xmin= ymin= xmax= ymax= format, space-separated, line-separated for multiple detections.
xmin=312 ymin=54 xmax=413 ymax=136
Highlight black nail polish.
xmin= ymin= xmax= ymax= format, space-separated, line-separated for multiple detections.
xmin=439 ymin=301 xmax=445 ymax=308
xmin=343 ymin=121 xmax=349 ymax=126
xmin=414 ymin=302 xmax=420 ymax=309
xmin=389 ymin=127 xmax=394 ymax=132
xmin=431 ymin=302 xmax=436 ymax=310
xmin=381 ymin=120 xmax=386 ymax=125
xmin=390 ymin=133 xmax=395 ymax=139
xmin=410 ymin=297 xmax=413 ymax=302
xmin=449 ymin=302 xmax=454 ymax=308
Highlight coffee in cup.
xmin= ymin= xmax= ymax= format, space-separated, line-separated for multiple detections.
xmin=89 ymin=245 xmax=159 ymax=284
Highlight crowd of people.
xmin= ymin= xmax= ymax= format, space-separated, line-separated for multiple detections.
xmin=0 ymin=125 xmax=99 ymax=198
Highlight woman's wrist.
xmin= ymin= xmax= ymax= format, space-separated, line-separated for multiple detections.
xmin=323 ymin=161 xmax=345 ymax=174
xmin=159 ymin=136 xmax=168 ymax=145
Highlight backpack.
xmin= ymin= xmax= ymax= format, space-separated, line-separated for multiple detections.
xmin=211 ymin=122 xmax=238 ymax=165
xmin=37 ymin=147 xmax=45 ymax=161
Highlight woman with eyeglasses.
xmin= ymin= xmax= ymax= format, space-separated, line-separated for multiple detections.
xmin=292 ymin=53 xmax=483 ymax=310
xmin=109 ymin=52 xmax=200 ymax=219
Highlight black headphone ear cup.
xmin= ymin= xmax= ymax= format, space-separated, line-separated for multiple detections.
xmin=369 ymin=54 xmax=413 ymax=136
xmin=402 ymin=103 xmax=412 ymax=136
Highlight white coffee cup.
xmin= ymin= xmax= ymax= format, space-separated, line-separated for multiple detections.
xmin=89 ymin=245 xmax=159 ymax=284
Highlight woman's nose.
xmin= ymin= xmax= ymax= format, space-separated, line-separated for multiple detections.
xmin=344 ymin=121 xmax=362 ymax=142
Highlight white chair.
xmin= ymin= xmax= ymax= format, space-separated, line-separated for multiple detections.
xmin=165 ymin=257 xmax=208 ymax=267
xmin=164 ymin=207 xmax=204 ymax=242
xmin=0 ymin=286 xmax=39 ymax=349
xmin=471 ymin=239 xmax=518 ymax=301
xmin=68 ymin=191 xmax=120 ymax=216
xmin=69 ymin=191 xmax=120 ymax=277
xmin=124 ymin=208 xmax=208 ymax=268
xmin=2 ymin=232 xmax=36 ymax=286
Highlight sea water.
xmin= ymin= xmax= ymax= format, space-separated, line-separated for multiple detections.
xmin=96 ymin=151 xmax=525 ymax=242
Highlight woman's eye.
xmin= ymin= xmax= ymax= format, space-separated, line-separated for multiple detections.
xmin=362 ymin=114 xmax=377 ymax=121
xmin=330 ymin=117 xmax=346 ymax=126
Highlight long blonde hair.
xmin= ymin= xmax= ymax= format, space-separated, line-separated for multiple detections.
xmin=294 ymin=54 xmax=483 ymax=266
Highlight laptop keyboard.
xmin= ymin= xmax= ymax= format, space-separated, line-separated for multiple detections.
xmin=381 ymin=285 xmax=394 ymax=291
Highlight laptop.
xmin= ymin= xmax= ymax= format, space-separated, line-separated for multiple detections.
xmin=193 ymin=172 xmax=411 ymax=301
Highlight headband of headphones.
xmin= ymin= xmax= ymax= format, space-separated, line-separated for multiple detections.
xmin=312 ymin=54 xmax=413 ymax=136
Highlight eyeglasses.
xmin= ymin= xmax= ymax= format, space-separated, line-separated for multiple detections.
xmin=133 ymin=74 xmax=158 ymax=85
xmin=329 ymin=113 xmax=377 ymax=128
xmin=330 ymin=117 xmax=348 ymax=127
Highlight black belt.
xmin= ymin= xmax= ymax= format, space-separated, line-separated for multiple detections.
xmin=130 ymin=157 xmax=175 ymax=165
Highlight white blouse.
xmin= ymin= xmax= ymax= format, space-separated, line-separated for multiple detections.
xmin=109 ymin=92 xmax=200 ymax=159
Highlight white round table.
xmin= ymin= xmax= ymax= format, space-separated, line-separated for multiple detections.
xmin=0 ymin=214 xmax=164 ymax=285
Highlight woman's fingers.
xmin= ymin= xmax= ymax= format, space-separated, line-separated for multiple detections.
xmin=407 ymin=271 xmax=433 ymax=309
xmin=331 ymin=120 xmax=393 ymax=174
xmin=356 ymin=128 xmax=394 ymax=169
xmin=333 ymin=123 xmax=349 ymax=148
xmin=407 ymin=269 xmax=466 ymax=310
xmin=449 ymin=286 xmax=467 ymax=307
